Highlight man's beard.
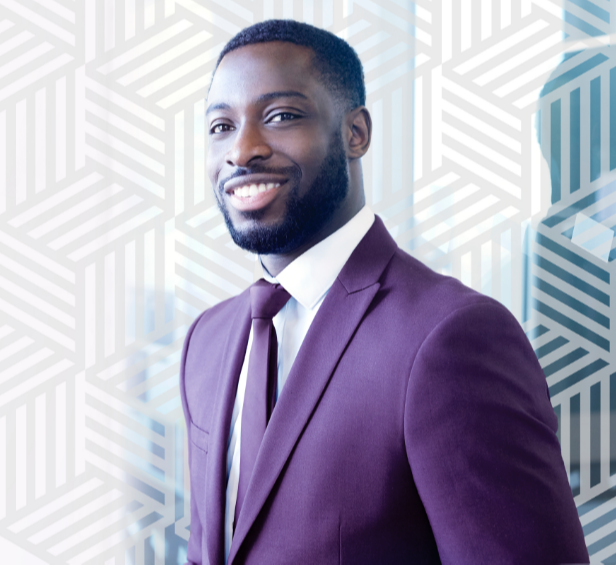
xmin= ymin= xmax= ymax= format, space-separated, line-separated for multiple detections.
xmin=216 ymin=130 xmax=349 ymax=255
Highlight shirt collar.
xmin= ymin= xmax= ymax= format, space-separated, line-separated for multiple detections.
xmin=260 ymin=206 xmax=375 ymax=310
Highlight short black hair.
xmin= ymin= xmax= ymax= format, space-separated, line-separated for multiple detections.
xmin=213 ymin=19 xmax=366 ymax=111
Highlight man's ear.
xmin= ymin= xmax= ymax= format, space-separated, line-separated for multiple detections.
xmin=345 ymin=106 xmax=372 ymax=160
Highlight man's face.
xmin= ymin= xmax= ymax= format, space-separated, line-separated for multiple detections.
xmin=206 ymin=42 xmax=349 ymax=255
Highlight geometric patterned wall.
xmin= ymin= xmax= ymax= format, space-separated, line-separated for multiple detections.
xmin=530 ymin=44 xmax=616 ymax=562
xmin=1 ymin=0 xmax=615 ymax=563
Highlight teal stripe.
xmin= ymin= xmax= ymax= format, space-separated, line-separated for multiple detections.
xmin=591 ymin=76 xmax=601 ymax=182
xmin=591 ymin=381 xmax=601 ymax=487
xmin=532 ymin=252 xmax=610 ymax=305
xmin=548 ymin=359 xmax=609 ymax=397
xmin=583 ymin=507 xmax=616 ymax=536
xmin=541 ymin=53 xmax=608 ymax=98
xmin=532 ymin=275 xmax=610 ymax=328
xmin=535 ymin=336 xmax=569 ymax=359
xmin=542 ymin=347 xmax=589 ymax=377
xmin=568 ymin=0 xmax=610 ymax=23
xmin=564 ymin=10 xmax=605 ymax=37
xmin=587 ymin=512 xmax=616 ymax=554
xmin=551 ymin=99 xmax=562 ymax=202
xmin=533 ymin=299 xmax=610 ymax=351
xmin=578 ymin=483 xmax=616 ymax=516
xmin=535 ymin=232 xmax=610 ymax=283
xmin=570 ymin=393 xmax=581 ymax=497
xmin=571 ymin=88 xmax=581 ymax=192
xmin=526 ymin=324 xmax=549 ymax=340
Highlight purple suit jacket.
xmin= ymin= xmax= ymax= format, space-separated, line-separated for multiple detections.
xmin=180 ymin=216 xmax=589 ymax=564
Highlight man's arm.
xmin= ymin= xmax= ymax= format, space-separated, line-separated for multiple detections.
xmin=179 ymin=311 xmax=208 ymax=565
xmin=404 ymin=300 xmax=589 ymax=564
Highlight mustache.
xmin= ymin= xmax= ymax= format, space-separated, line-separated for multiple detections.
xmin=218 ymin=164 xmax=301 ymax=193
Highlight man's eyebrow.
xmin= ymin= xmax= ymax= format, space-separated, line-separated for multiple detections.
xmin=205 ymin=91 xmax=308 ymax=116
xmin=205 ymin=102 xmax=231 ymax=116
xmin=254 ymin=90 xmax=308 ymax=104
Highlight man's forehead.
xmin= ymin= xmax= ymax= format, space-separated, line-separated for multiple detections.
xmin=218 ymin=41 xmax=315 ymax=72
xmin=209 ymin=42 xmax=319 ymax=99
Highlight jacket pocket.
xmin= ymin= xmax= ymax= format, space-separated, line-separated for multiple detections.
xmin=190 ymin=422 xmax=209 ymax=453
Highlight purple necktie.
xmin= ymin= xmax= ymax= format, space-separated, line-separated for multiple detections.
xmin=234 ymin=279 xmax=291 ymax=527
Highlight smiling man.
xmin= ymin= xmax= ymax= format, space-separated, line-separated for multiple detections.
xmin=180 ymin=20 xmax=589 ymax=565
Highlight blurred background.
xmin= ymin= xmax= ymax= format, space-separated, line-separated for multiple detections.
xmin=1 ymin=0 xmax=616 ymax=563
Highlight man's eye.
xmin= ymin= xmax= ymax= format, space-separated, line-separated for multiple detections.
xmin=210 ymin=123 xmax=233 ymax=134
xmin=269 ymin=112 xmax=299 ymax=123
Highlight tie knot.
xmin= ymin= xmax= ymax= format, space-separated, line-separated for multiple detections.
xmin=250 ymin=279 xmax=291 ymax=320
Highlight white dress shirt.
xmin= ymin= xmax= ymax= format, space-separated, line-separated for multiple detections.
xmin=224 ymin=206 xmax=375 ymax=562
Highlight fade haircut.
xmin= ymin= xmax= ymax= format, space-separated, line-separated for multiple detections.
xmin=213 ymin=19 xmax=366 ymax=112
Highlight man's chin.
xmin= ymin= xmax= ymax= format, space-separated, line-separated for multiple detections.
xmin=225 ymin=218 xmax=296 ymax=255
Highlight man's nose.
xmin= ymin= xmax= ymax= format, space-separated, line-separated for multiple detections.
xmin=226 ymin=122 xmax=273 ymax=167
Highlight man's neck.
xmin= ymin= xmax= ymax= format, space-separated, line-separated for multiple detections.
xmin=260 ymin=192 xmax=365 ymax=277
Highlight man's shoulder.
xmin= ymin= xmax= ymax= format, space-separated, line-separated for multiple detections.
xmin=382 ymin=246 xmax=510 ymax=330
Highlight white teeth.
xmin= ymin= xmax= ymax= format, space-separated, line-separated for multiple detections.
xmin=233 ymin=182 xmax=282 ymax=197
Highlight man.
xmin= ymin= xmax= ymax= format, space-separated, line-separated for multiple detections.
xmin=180 ymin=20 xmax=589 ymax=565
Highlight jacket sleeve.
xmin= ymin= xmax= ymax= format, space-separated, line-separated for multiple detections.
xmin=404 ymin=300 xmax=589 ymax=565
xmin=180 ymin=311 xmax=208 ymax=565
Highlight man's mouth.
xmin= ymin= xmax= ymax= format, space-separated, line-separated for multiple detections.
xmin=230 ymin=182 xmax=281 ymax=198
xmin=223 ymin=176 xmax=288 ymax=213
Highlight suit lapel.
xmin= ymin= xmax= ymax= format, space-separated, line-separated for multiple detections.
xmin=205 ymin=293 xmax=252 ymax=565
xmin=228 ymin=216 xmax=398 ymax=564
